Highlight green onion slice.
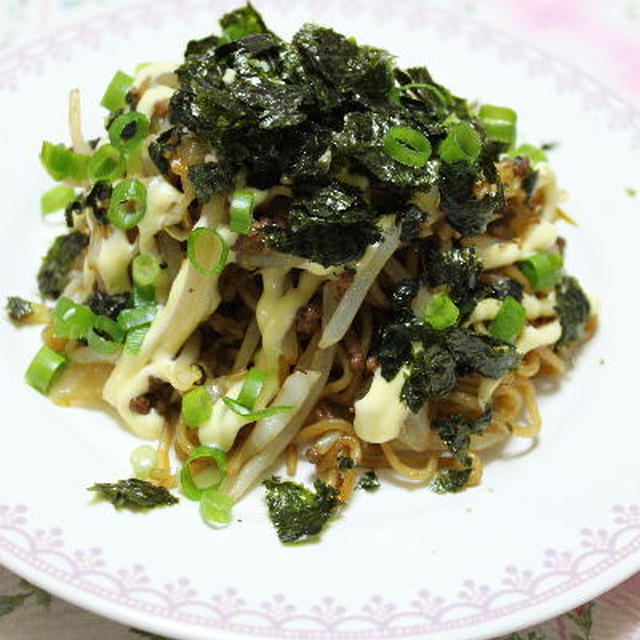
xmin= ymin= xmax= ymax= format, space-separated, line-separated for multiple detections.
xmin=132 ymin=253 xmax=161 ymax=288
xmin=182 ymin=386 xmax=213 ymax=429
xmin=488 ymin=296 xmax=526 ymax=343
xmin=383 ymin=125 xmax=432 ymax=167
xmin=130 ymin=444 xmax=158 ymax=480
xmin=40 ymin=142 xmax=89 ymax=181
xmin=222 ymin=397 xmax=294 ymax=421
xmin=108 ymin=112 xmax=149 ymax=154
xmin=133 ymin=284 xmax=156 ymax=307
xmin=200 ymin=488 xmax=234 ymax=524
xmin=518 ymin=252 xmax=563 ymax=291
xmin=87 ymin=315 xmax=125 ymax=355
xmin=510 ymin=143 xmax=548 ymax=165
xmin=187 ymin=228 xmax=228 ymax=275
xmin=25 ymin=346 xmax=68 ymax=394
xmin=107 ymin=178 xmax=147 ymax=230
xmin=438 ymin=121 xmax=482 ymax=165
xmin=124 ymin=325 xmax=150 ymax=354
xmin=117 ymin=305 xmax=157 ymax=332
xmin=478 ymin=104 xmax=517 ymax=148
xmin=41 ymin=185 xmax=76 ymax=215
xmin=87 ymin=144 xmax=125 ymax=182
xmin=52 ymin=297 xmax=95 ymax=340
xmin=229 ymin=189 xmax=255 ymax=235
xmin=101 ymin=70 xmax=134 ymax=112
xmin=236 ymin=367 xmax=264 ymax=409
xmin=180 ymin=445 xmax=227 ymax=501
xmin=424 ymin=294 xmax=460 ymax=330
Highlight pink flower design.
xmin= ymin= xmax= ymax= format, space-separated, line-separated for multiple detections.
xmin=614 ymin=504 xmax=640 ymax=526
xmin=580 ymin=528 xmax=612 ymax=551
xmin=211 ymin=588 xmax=245 ymax=614
xmin=411 ymin=590 xmax=446 ymax=617
xmin=0 ymin=504 xmax=27 ymax=527
xmin=502 ymin=567 xmax=534 ymax=591
xmin=163 ymin=577 xmax=197 ymax=602
xmin=311 ymin=597 xmax=347 ymax=623
xmin=72 ymin=547 xmax=104 ymax=570
xmin=362 ymin=595 xmax=396 ymax=622
xmin=116 ymin=564 xmax=149 ymax=586
xmin=261 ymin=594 xmax=295 ymax=622
xmin=543 ymin=549 xmax=575 ymax=572
xmin=458 ymin=580 xmax=492 ymax=605
xmin=33 ymin=527 xmax=64 ymax=550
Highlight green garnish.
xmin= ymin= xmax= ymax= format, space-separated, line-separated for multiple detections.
xmin=263 ymin=477 xmax=341 ymax=543
xmin=518 ymin=252 xmax=563 ymax=291
xmin=108 ymin=112 xmax=149 ymax=154
xmin=25 ymin=346 xmax=68 ymax=395
xmin=478 ymin=103 xmax=517 ymax=148
xmin=439 ymin=121 xmax=482 ymax=165
xmin=182 ymin=386 xmax=213 ymax=429
xmin=87 ymin=144 xmax=125 ymax=182
xmin=88 ymin=478 xmax=178 ymax=510
xmin=383 ymin=125 xmax=432 ymax=167
xmin=100 ymin=70 xmax=134 ymax=112
xmin=186 ymin=228 xmax=228 ymax=275
xmin=6 ymin=296 xmax=34 ymax=322
xmin=37 ymin=232 xmax=89 ymax=299
xmin=424 ymin=294 xmax=460 ymax=330
xmin=200 ymin=489 xmax=234 ymax=524
xmin=229 ymin=188 xmax=256 ymax=234
xmin=40 ymin=142 xmax=89 ymax=181
xmin=180 ymin=445 xmax=227 ymax=500
xmin=488 ymin=295 xmax=526 ymax=343
xmin=107 ymin=178 xmax=147 ymax=230
xmin=41 ymin=185 xmax=76 ymax=215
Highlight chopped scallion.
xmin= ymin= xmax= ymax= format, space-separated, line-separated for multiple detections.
xmin=100 ymin=70 xmax=134 ymax=112
xmin=200 ymin=488 xmax=234 ymax=524
xmin=124 ymin=324 xmax=150 ymax=354
xmin=107 ymin=178 xmax=147 ymax=230
xmin=478 ymin=104 xmax=517 ymax=148
xmin=132 ymin=253 xmax=160 ymax=288
xmin=510 ymin=143 xmax=548 ymax=165
xmin=180 ymin=445 xmax=227 ymax=501
xmin=108 ymin=112 xmax=149 ymax=154
xmin=229 ymin=189 xmax=255 ymax=234
xmin=87 ymin=144 xmax=125 ymax=182
xmin=222 ymin=397 xmax=294 ymax=421
xmin=383 ymin=125 xmax=432 ymax=167
xmin=52 ymin=297 xmax=95 ymax=340
xmin=25 ymin=346 xmax=68 ymax=394
xmin=424 ymin=294 xmax=460 ymax=330
xmin=41 ymin=185 xmax=76 ymax=215
xmin=518 ymin=252 xmax=563 ymax=291
xmin=187 ymin=227 xmax=228 ymax=275
xmin=87 ymin=315 xmax=125 ymax=355
xmin=438 ymin=121 xmax=482 ymax=165
xmin=40 ymin=142 xmax=89 ymax=181
xmin=236 ymin=367 xmax=264 ymax=409
xmin=488 ymin=296 xmax=526 ymax=342
xmin=117 ymin=304 xmax=157 ymax=332
xmin=130 ymin=444 xmax=158 ymax=480
xmin=182 ymin=386 xmax=213 ymax=429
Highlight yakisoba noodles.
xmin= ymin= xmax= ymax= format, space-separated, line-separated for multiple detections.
xmin=11 ymin=5 xmax=597 ymax=541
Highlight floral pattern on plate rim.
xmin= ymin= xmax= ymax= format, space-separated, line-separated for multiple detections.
xmin=0 ymin=0 xmax=638 ymax=150
xmin=0 ymin=504 xmax=638 ymax=637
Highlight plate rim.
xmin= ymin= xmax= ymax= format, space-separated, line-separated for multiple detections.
xmin=0 ymin=1 xmax=639 ymax=639
xmin=1 ymin=502 xmax=639 ymax=640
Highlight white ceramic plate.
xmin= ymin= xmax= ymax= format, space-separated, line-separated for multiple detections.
xmin=1 ymin=1 xmax=639 ymax=639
